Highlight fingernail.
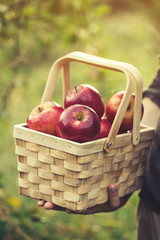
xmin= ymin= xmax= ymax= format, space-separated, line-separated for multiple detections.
xmin=44 ymin=202 xmax=54 ymax=210
xmin=37 ymin=200 xmax=45 ymax=206
xmin=109 ymin=185 xmax=118 ymax=196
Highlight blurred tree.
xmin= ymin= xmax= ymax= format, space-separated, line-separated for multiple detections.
xmin=0 ymin=0 xmax=111 ymax=116
xmin=0 ymin=0 xmax=159 ymax=116
xmin=139 ymin=0 xmax=160 ymax=41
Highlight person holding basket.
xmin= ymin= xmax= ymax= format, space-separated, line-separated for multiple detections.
xmin=38 ymin=62 xmax=160 ymax=240
xmin=136 ymin=67 xmax=160 ymax=240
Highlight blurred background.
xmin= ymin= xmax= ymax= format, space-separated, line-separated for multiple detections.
xmin=0 ymin=0 xmax=160 ymax=239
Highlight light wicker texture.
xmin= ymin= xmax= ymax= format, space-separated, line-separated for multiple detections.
xmin=14 ymin=52 xmax=155 ymax=212
xmin=14 ymin=124 xmax=154 ymax=212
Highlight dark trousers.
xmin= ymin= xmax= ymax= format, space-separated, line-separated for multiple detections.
xmin=137 ymin=199 xmax=160 ymax=240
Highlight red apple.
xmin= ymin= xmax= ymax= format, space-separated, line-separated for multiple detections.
xmin=97 ymin=116 xmax=111 ymax=139
xmin=64 ymin=84 xmax=104 ymax=119
xmin=105 ymin=91 xmax=144 ymax=133
xmin=56 ymin=104 xmax=100 ymax=143
xmin=27 ymin=101 xmax=63 ymax=135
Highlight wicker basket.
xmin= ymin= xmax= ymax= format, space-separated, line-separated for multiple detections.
xmin=14 ymin=52 xmax=155 ymax=212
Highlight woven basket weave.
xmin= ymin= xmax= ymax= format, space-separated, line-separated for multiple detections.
xmin=14 ymin=52 xmax=155 ymax=212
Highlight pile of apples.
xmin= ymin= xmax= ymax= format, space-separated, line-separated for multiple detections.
xmin=27 ymin=84 xmax=144 ymax=143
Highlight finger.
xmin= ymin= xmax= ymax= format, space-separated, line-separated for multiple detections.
xmin=108 ymin=184 xmax=120 ymax=208
xmin=44 ymin=202 xmax=55 ymax=210
xmin=37 ymin=200 xmax=45 ymax=207
xmin=66 ymin=209 xmax=74 ymax=214
xmin=44 ymin=202 xmax=67 ymax=212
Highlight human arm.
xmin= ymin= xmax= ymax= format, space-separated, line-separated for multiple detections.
xmin=139 ymin=66 xmax=160 ymax=214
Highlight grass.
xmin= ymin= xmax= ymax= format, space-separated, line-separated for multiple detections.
xmin=0 ymin=10 xmax=159 ymax=239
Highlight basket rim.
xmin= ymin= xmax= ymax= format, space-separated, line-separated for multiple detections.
xmin=14 ymin=123 xmax=155 ymax=156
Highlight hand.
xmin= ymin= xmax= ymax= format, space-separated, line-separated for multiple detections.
xmin=37 ymin=184 xmax=131 ymax=214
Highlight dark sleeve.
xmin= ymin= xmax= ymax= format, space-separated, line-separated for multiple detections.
xmin=139 ymin=114 xmax=160 ymax=214
xmin=143 ymin=68 xmax=160 ymax=107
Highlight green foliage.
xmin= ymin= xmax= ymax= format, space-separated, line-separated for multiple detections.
xmin=0 ymin=0 xmax=160 ymax=239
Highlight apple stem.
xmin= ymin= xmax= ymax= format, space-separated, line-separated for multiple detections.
xmin=75 ymin=86 xmax=78 ymax=93
xmin=38 ymin=107 xmax=42 ymax=112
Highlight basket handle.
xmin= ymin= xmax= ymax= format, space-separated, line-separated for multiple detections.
xmin=41 ymin=51 xmax=143 ymax=150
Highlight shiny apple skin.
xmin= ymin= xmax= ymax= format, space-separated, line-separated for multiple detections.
xmin=64 ymin=84 xmax=104 ymax=119
xmin=97 ymin=116 xmax=111 ymax=139
xmin=56 ymin=104 xmax=100 ymax=143
xmin=27 ymin=101 xmax=63 ymax=135
xmin=105 ymin=92 xmax=144 ymax=133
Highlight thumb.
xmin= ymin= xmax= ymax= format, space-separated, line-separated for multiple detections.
xmin=108 ymin=184 xmax=120 ymax=208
